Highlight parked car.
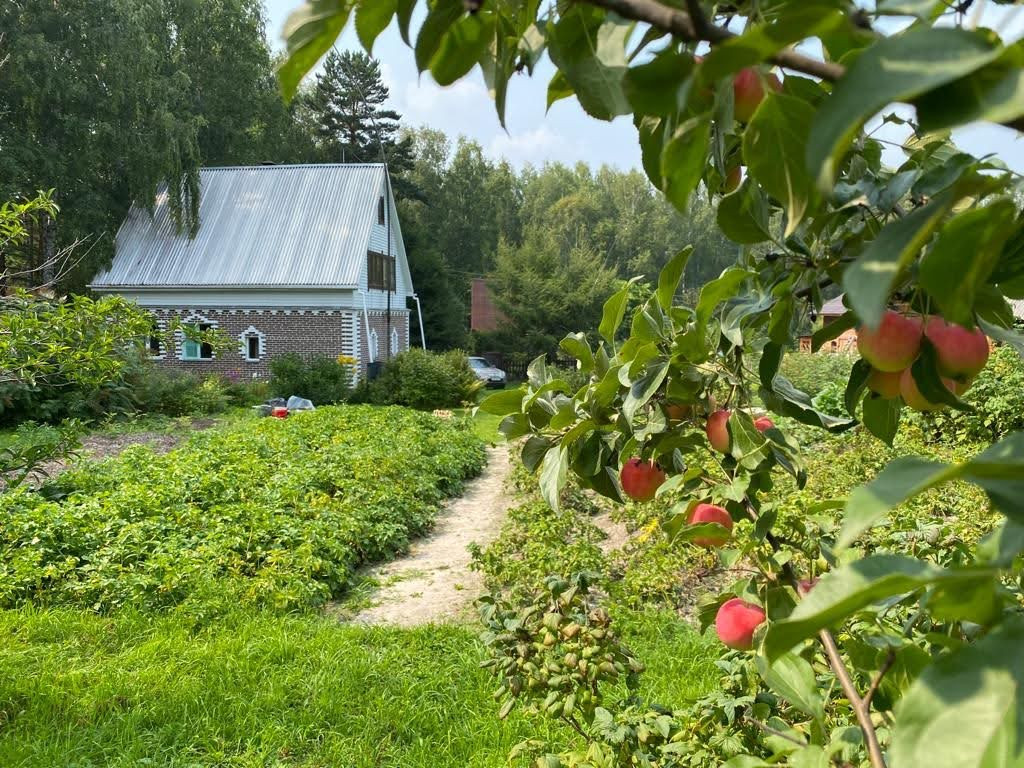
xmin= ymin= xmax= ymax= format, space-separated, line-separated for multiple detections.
xmin=468 ymin=356 xmax=507 ymax=388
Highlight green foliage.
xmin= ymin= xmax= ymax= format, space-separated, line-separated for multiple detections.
xmin=0 ymin=421 xmax=82 ymax=490
xmin=778 ymin=352 xmax=856 ymax=398
xmin=268 ymin=352 xmax=353 ymax=405
xmin=0 ymin=406 xmax=485 ymax=613
xmin=914 ymin=345 xmax=1024 ymax=443
xmin=356 ymin=348 xmax=481 ymax=409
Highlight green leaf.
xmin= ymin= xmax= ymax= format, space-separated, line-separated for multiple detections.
xmin=760 ymin=376 xmax=858 ymax=433
xmin=622 ymin=362 xmax=669 ymax=422
xmin=429 ymin=11 xmax=495 ymax=86
xmin=807 ymin=27 xmax=1003 ymax=190
xmin=919 ymin=200 xmax=1019 ymax=326
xmin=842 ymin=194 xmax=957 ymax=329
xmin=717 ymin=180 xmax=773 ymax=244
xmin=876 ymin=0 xmax=944 ymax=17
xmin=756 ymin=652 xmax=825 ymax=723
xmin=839 ymin=456 xmax=955 ymax=551
xmin=623 ymin=48 xmax=695 ymax=116
xmin=546 ymin=7 xmax=631 ymax=121
xmin=598 ymin=279 xmax=636 ymax=347
xmin=660 ymin=117 xmax=711 ymax=212
xmin=891 ymin=618 xmax=1024 ymax=768
xmin=910 ymin=341 xmax=971 ymax=411
xmin=278 ymin=0 xmax=350 ymax=100
xmin=397 ymin=0 xmax=415 ymax=44
xmin=355 ymin=0 xmax=397 ymax=54
xmin=539 ymin=446 xmax=568 ymax=511
xmin=477 ymin=387 xmax=526 ymax=416
xmin=547 ymin=70 xmax=574 ymax=109
xmin=811 ymin=311 xmax=855 ymax=352
xmin=521 ymin=435 xmax=551 ymax=473
xmin=764 ymin=555 xmax=990 ymax=659
xmin=862 ymin=394 xmax=901 ymax=446
xmin=656 ymin=246 xmax=692 ymax=312
xmin=559 ymin=333 xmax=595 ymax=374
xmin=744 ymin=93 xmax=817 ymax=236
xmin=789 ymin=746 xmax=829 ymax=768
xmin=916 ymin=44 xmax=1024 ymax=132
xmin=415 ymin=0 xmax=464 ymax=73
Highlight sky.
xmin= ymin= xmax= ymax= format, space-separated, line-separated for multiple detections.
xmin=262 ymin=0 xmax=1024 ymax=174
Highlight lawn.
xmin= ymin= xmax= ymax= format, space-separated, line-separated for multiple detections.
xmin=0 ymin=607 xmax=715 ymax=767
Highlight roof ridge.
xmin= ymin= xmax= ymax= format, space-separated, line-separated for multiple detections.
xmin=201 ymin=163 xmax=385 ymax=171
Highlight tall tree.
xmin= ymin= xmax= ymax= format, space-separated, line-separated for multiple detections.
xmin=308 ymin=50 xmax=414 ymax=184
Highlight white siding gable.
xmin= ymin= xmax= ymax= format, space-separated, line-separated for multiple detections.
xmin=359 ymin=174 xmax=415 ymax=310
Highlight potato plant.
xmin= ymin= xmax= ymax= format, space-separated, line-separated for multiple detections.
xmin=0 ymin=406 xmax=485 ymax=613
xmin=275 ymin=1 xmax=1024 ymax=766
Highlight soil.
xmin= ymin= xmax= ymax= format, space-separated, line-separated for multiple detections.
xmin=351 ymin=444 xmax=512 ymax=627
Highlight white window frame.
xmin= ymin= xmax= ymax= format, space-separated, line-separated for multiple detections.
xmin=390 ymin=327 xmax=400 ymax=356
xmin=238 ymin=325 xmax=266 ymax=362
xmin=368 ymin=327 xmax=379 ymax=362
xmin=147 ymin=315 xmax=166 ymax=360
xmin=177 ymin=313 xmax=216 ymax=361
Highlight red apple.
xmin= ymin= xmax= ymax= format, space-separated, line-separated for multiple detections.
xmin=856 ymin=311 xmax=923 ymax=373
xmin=797 ymin=578 xmax=819 ymax=596
xmin=619 ymin=458 xmax=666 ymax=502
xmin=706 ymin=409 xmax=732 ymax=453
xmin=715 ymin=598 xmax=766 ymax=650
xmin=723 ymin=166 xmax=742 ymax=194
xmin=923 ymin=316 xmax=989 ymax=380
xmin=687 ymin=503 xmax=734 ymax=547
xmin=753 ymin=416 xmax=774 ymax=432
xmin=733 ymin=67 xmax=782 ymax=123
xmin=866 ymin=368 xmax=902 ymax=399
xmin=899 ymin=368 xmax=957 ymax=412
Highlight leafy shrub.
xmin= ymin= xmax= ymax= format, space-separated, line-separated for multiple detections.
xmin=269 ymin=353 xmax=352 ymax=404
xmin=127 ymin=364 xmax=230 ymax=417
xmin=356 ymin=348 xmax=481 ymax=409
xmin=811 ymin=379 xmax=846 ymax=417
xmin=914 ymin=345 xmax=1024 ymax=443
xmin=778 ymin=350 xmax=855 ymax=396
xmin=0 ymin=405 xmax=485 ymax=613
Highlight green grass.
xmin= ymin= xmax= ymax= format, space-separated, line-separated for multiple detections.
xmin=0 ymin=607 xmax=716 ymax=767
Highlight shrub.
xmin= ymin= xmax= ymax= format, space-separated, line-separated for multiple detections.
xmin=778 ymin=350 xmax=855 ymax=396
xmin=914 ymin=344 xmax=1024 ymax=443
xmin=269 ymin=353 xmax=352 ymax=405
xmin=0 ymin=405 xmax=485 ymax=613
xmin=357 ymin=348 xmax=481 ymax=409
xmin=127 ymin=364 xmax=230 ymax=417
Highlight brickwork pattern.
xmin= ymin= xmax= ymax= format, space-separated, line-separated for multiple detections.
xmin=148 ymin=307 xmax=410 ymax=380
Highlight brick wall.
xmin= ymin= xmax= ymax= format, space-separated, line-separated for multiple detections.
xmin=147 ymin=307 xmax=410 ymax=381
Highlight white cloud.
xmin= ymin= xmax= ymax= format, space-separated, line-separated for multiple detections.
xmin=487 ymin=125 xmax=574 ymax=168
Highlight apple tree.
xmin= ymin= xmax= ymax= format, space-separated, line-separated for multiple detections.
xmin=278 ymin=2 xmax=1024 ymax=766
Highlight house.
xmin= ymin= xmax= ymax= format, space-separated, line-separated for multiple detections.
xmin=799 ymin=295 xmax=858 ymax=353
xmin=90 ymin=164 xmax=421 ymax=382
xmin=470 ymin=277 xmax=506 ymax=333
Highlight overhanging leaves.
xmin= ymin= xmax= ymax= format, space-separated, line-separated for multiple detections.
xmin=278 ymin=0 xmax=350 ymax=100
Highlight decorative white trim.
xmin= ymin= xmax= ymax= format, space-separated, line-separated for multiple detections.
xmin=238 ymin=325 xmax=266 ymax=361
xmin=148 ymin=314 xmax=167 ymax=360
xmin=177 ymin=313 xmax=217 ymax=360
xmin=390 ymin=327 xmax=400 ymax=356
xmin=368 ymin=328 xmax=380 ymax=362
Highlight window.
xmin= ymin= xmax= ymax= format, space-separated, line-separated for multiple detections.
xmin=182 ymin=323 xmax=214 ymax=360
xmin=368 ymin=328 xmax=379 ymax=363
xmin=377 ymin=195 xmax=386 ymax=225
xmin=239 ymin=325 xmax=265 ymax=361
xmin=147 ymin=318 xmax=162 ymax=357
xmin=390 ymin=327 xmax=400 ymax=356
xmin=367 ymin=250 xmax=395 ymax=291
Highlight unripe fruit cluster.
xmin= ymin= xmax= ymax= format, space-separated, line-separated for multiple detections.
xmin=857 ymin=311 xmax=989 ymax=411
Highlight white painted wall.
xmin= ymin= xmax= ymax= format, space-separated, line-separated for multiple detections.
xmin=102 ymin=287 xmax=360 ymax=309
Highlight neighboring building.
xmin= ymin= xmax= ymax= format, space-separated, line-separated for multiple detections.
xmin=470 ymin=277 xmax=506 ymax=333
xmin=799 ymin=295 xmax=857 ymax=353
xmin=90 ymin=164 xmax=417 ymax=381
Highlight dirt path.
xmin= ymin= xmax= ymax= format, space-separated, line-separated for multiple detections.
xmin=352 ymin=444 xmax=512 ymax=627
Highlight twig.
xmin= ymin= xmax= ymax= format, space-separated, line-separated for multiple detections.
xmin=684 ymin=0 xmax=714 ymax=38
xmin=747 ymin=714 xmax=806 ymax=746
xmin=819 ymin=629 xmax=888 ymax=768
xmin=862 ymin=649 xmax=896 ymax=711
xmin=585 ymin=0 xmax=843 ymax=81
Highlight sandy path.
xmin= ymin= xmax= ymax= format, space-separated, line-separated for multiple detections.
xmin=352 ymin=444 xmax=512 ymax=627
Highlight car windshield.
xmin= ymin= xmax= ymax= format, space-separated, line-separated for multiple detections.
xmin=468 ymin=357 xmax=491 ymax=369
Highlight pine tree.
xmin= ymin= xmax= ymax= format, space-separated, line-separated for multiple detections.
xmin=310 ymin=50 xmax=414 ymax=179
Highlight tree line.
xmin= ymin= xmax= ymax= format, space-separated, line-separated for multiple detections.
xmin=0 ymin=0 xmax=736 ymax=358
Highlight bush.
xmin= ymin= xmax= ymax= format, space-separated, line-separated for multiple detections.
xmin=269 ymin=353 xmax=353 ymax=405
xmin=127 ymin=364 xmax=230 ymax=417
xmin=914 ymin=344 xmax=1024 ymax=443
xmin=356 ymin=348 xmax=481 ymax=409
xmin=778 ymin=350 xmax=856 ymax=396
xmin=0 ymin=405 xmax=485 ymax=613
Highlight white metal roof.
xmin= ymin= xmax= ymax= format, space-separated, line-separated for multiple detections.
xmin=91 ymin=164 xmax=390 ymax=288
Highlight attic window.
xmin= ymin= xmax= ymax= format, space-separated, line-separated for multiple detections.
xmin=367 ymin=250 xmax=395 ymax=291
xmin=377 ymin=195 xmax=386 ymax=225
